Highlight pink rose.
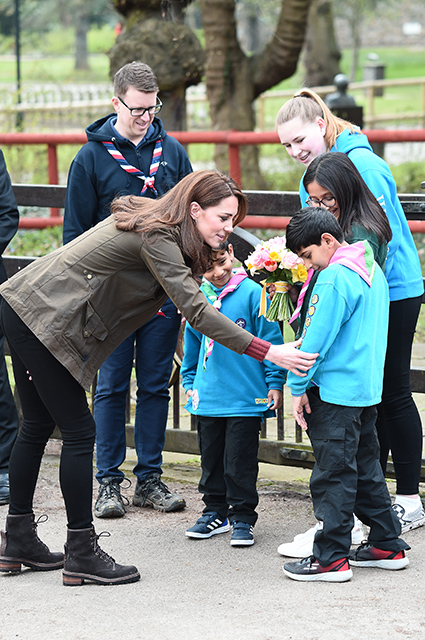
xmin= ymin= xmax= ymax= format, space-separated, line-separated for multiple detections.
xmin=264 ymin=260 xmax=278 ymax=272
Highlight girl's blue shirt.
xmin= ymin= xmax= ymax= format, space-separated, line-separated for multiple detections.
xmin=299 ymin=128 xmax=424 ymax=302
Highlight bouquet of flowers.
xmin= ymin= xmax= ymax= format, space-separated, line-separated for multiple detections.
xmin=245 ymin=236 xmax=308 ymax=323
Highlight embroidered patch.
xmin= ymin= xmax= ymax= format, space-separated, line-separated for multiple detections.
xmin=191 ymin=389 xmax=199 ymax=411
xmin=305 ymin=317 xmax=311 ymax=327
xmin=235 ymin=318 xmax=247 ymax=329
xmin=308 ymin=305 xmax=316 ymax=317
xmin=302 ymin=328 xmax=307 ymax=338
xmin=255 ymin=398 xmax=268 ymax=405
xmin=311 ymin=294 xmax=319 ymax=304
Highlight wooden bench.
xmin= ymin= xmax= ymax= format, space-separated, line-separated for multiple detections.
xmin=6 ymin=184 xmax=425 ymax=478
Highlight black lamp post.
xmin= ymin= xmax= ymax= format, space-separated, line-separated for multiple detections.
xmin=15 ymin=0 xmax=23 ymax=130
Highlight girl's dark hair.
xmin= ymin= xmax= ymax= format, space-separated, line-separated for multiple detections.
xmin=112 ymin=170 xmax=247 ymax=275
xmin=303 ymin=152 xmax=392 ymax=244
xmin=286 ymin=207 xmax=344 ymax=254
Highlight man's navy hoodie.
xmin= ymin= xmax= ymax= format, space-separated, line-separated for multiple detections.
xmin=63 ymin=113 xmax=192 ymax=243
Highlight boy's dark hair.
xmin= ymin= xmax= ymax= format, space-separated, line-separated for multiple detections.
xmin=286 ymin=207 xmax=344 ymax=254
xmin=205 ymin=240 xmax=230 ymax=271
xmin=214 ymin=239 xmax=230 ymax=252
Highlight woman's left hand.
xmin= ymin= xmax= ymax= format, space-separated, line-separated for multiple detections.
xmin=265 ymin=339 xmax=318 ymax=375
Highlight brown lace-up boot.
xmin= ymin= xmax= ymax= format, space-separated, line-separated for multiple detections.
xmin=62 ymin=526 xmax=140 ymax=586
xmin=0 ymin=513 xmax=64 ymax=572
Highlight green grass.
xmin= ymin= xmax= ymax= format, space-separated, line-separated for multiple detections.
xmin=270 ymin=46 xmax=425 ymax=127
xmin=273 ymin=46 xmax=425 ymax=91
xmin=0 ymin=25 xmax=114 ymax=84
xmin=0 ymin=54 xmax=111 ymax=85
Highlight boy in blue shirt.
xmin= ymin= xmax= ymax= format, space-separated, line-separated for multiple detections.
xmin=283 ymin=207 xmax=409 ymax=582
xmin=181 ymin=241 xmax=286 ymax=546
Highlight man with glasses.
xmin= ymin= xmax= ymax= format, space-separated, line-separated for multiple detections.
xmin=64 ymin=61 xmax=192 ymax=519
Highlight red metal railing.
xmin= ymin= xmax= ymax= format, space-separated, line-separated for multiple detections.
xmin=2 ymin=129 xmax=425 ymax=188
xmin=2 ymin=130 xmax=425 ymax=230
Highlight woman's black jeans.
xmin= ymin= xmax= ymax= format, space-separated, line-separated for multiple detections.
xmin=1 ymin=300 xmax=96 ymax=529
xmin=376 ymin=295 xmax=423 ymax=495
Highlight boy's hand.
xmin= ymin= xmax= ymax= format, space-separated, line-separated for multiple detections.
xmin=268 ymin=283 xmax=299 ymax=304
xmin=292 ymin=393 xmax=311 ymax=430
xmin=267 ymin=388 xmax=283 ymax=411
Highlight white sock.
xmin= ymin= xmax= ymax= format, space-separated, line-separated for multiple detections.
xmin=395 ymin=495 xmax=421 ymax=512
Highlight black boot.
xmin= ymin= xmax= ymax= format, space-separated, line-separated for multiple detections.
xmin=62 ymin=527 xmax=140 ymax=586
xmin=0 ymin=513 xmax=64 ymax=573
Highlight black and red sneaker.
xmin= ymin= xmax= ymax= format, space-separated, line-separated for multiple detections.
xmin=348 ymin=542 xmax=409 ymax=570
xmin=283 ymin=555 xmax=352 ymax=582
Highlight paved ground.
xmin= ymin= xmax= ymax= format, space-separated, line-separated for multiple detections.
xmin=0 ymin=443 xmax=424 ymax=640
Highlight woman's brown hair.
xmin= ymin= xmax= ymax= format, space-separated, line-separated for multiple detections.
xmin=275 ymin=88 xmax=359 ymax=149
xmin=112 ymin=170 xmax=247 ymax=275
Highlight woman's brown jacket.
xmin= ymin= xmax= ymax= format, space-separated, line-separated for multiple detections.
xmin=0 ymin=216 xmax=254 ymax=390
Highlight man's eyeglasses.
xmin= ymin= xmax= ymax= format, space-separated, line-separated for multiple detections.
xmin=117 ymin=96 xmax=162 ymax=117
xmin=306 ymin=195 xmax=336 ymax=208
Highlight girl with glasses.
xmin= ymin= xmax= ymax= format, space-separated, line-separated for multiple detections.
xmin=304 ymin=152 xmax=392 ymax=270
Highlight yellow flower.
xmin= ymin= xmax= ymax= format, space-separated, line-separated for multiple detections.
xmin=291 ymin=263 xmax=308 ymax=283
xmin=268 ymin=250 xmax=281 ymax=262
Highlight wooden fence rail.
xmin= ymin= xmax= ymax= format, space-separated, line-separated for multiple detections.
xmin=6 ymin=184 xmax=425 ymax=480
xmin=3 ymin=77 xmax=425 ymax=129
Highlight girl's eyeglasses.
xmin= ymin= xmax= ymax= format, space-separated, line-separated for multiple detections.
xmin=306 ymin=195 xmax=336 ymax=208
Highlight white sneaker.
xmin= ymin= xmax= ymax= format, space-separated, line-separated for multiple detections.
xmin=351 ymin=515 xmax=365 ymax=545
xmin=277 ymin=517 xmax=365 ymax=558
xmin=392 ymin=503 xmax=425 ymax=534
xmin=277 ymin=522 xmax=322 ymax=558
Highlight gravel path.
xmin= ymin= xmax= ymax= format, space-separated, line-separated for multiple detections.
xmin=1 ymin=443 xmax=424 ymax=640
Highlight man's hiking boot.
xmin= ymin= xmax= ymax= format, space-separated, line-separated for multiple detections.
xmin=133 ymin=473 xmax=185 ymax=512
xmin=94 ymin=477 xmax=129 ymax=519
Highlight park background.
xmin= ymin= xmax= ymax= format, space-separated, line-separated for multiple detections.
xmin=0 ymin=6 xmax=425 ymax=639
xmin=1 ymin=0 xmax=425 ymax=461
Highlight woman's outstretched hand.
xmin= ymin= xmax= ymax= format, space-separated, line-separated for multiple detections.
xmin=265 ymin=339 xmax=318 ymax=376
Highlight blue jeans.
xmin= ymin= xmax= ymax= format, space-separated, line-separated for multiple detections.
xmin=94 ymin=298 xmax=181 ymax=483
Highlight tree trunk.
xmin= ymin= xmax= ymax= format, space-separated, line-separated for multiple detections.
xmin=350 ymin=19 xmax=362 ymax=81
xmin=302 ymin=0 xmax=341 ymax=86
xmin=200 ymin=0 xmax=262 ymax=188
xmin=74 ymin=9 xmax=90 ymax=70
xmin=109 ymin=1 xmax=203 ymax=132
xmin=200 ymin=0 xmax=312 ymax=189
